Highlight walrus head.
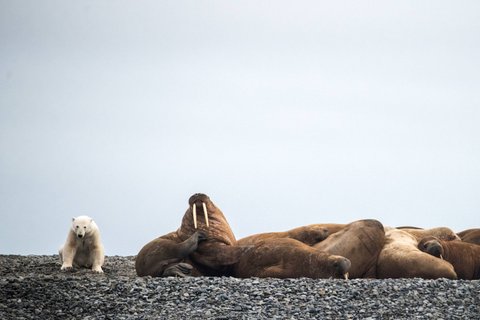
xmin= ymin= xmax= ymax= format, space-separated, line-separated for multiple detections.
xmin=432 ymin=228 xmax=461 ymax=241
xmin=177 ymin=193 xmax=237 ymax=247
xmin=331 ymin=256 xmax=352 ymax=280
xmin=177 ymin=193 xmax=243 ymax=275
xmin=188 ymin=193 xmax=211 ymax=229
xmin=418 ymin=236 xmax=444 ymax=259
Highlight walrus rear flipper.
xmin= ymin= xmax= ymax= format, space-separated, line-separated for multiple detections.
xmin=163 ymin=262 xmax=193 ymax=277
xmin=135 ymin=232 xmax=205 ymax=277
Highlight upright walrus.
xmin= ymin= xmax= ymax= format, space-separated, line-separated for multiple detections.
xmin=178 ymin=193 xmax=246 ymax=276
xmin=135 ymin=193 xmax=245 ymax=277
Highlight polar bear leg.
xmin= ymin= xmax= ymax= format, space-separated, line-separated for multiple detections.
xmin=60 ymin=245 xmax=76 ymax=271
xmin=90 ymin=246 xmax=104 ymax=273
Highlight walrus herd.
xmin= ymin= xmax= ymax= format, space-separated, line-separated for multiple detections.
xmin=135 ymin=193 xmax=480 ymax=280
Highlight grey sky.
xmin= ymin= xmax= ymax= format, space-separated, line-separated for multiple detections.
xmin=1 ymin=1 xmax=479 ymax=255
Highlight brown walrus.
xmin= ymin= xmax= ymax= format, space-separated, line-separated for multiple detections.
xmin=135 ymin=193 xmax=245 ymax=277
xmin=313 ymin=219 xmax=385 ymax=278
xmin=418 ymin=236 xmax=480 ymax=279
xmin=376 ymin=229 xmax=457 ymax=279
xmin=178 ymin=193 xmax=246 ymax=276
xmin=233 ymin=237 xmax=351 ymax=279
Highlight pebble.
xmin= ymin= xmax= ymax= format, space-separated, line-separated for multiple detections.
xmin=0 ymin=255 xmax=479 ymax=319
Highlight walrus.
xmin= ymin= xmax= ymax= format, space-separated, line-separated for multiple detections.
xmin=237 ymin=224 xmax=330 ymax=246
xmin=399 ymin=227 xmax=460 ymax=242
xmin=233 ymin=237 xmax=351 ymax=279
xmin=177 ymin=193 xmax=247 ymax=276
xmin=376 ymin=229 xmax=457 ymax=279
xmin=135 ymin=193 xmax=245 ymax=277
xmin=418 ymin=236 xmax=480 ymax=279
xmin=313 ymin=219 xmax=385 ymax=278
xmin=457 ymin=228 xmax=480 ymax=245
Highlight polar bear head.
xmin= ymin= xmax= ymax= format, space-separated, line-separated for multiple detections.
xmin=71 ymin=215 xmax=95 ymax=238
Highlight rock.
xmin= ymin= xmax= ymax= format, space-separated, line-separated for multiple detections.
xmin=1 ymin=255 xmax=480 ymax=319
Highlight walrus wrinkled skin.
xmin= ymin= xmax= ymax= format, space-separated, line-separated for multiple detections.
xmin=233 ymin=238 xmax=351 ymax=279
xmin=135 ymin=231 xmax=205 ymax=277
xmin=418 ymin=236 xmax=480 ymax=279
xmin=314 ymin=219 xmax=385 ymax=278
xmin=376 ymin=229 xmax=457 ymax=279
xmin=457 ymin=228 xmax=480 ymax=245
xmin=237 ymin=224 xmax=330 ymax=246
xmin=399 ymin=227 xmax=460 ymax=242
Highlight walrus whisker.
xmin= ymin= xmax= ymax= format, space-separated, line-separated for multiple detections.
xmin=192 ymin=203 xmax=198 ymax=229
xmin=202 ymin=202 xmax=209 ymax=227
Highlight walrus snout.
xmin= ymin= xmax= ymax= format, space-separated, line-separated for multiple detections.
xmin=189 ymin=193 xmax=210 ymax=229
xmin=418 ymin=236 xmax=444 ymax=259
xmin=188 ymin=193 xmax=210 ymax=205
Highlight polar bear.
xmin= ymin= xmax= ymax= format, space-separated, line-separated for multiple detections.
xmin=59 ymin=215 xmax=105 ymax=273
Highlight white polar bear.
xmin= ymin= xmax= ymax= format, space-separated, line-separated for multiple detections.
xmin=59 ymin=215 xmax=105 ymax=273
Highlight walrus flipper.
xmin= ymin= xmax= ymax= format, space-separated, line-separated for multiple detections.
xmin=163 ymin=262 xmax=194 ymax=277
xmin=135 ymin=231 xmax=205 ymax=277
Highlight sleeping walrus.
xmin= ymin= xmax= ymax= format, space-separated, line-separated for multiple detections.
xmin=313 ymin=219 xmax=385 ymax=278
xmin=135 ymin=193 xmax=245 ymax=277
xmin=376 ymin=229 xmax=457 ymax=279
xmin=233 ymin=237 xmax=351 ymax=279
xmin=418 ymin=236 xmax=480 ymax=279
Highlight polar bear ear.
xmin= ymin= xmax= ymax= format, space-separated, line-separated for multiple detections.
xmin=90 ymin=218 xmax=93 ymax=223
xmin=72 ymin=217 xmax=76 ymax=222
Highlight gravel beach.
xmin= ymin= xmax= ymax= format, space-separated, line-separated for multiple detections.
xmin=1 ymin=255 xmax=479 ymax=319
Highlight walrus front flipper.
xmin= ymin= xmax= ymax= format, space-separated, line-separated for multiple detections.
xmin=135 ymin=231 xmax=205 ymax=277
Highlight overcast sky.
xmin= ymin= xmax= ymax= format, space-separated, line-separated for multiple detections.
xmin=1 ymin=1 xmax=479 ymax=255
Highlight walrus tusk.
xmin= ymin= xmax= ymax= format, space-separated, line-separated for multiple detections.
xmin=344 ymin=272 xmax=349 ymax=280
xmin=202 ymin=202 xmax=209 ymax=227
xmin=440 ymin=254 xmax=443 ymax=260
xmin=192 ymin=203 xmax=198 ymax=229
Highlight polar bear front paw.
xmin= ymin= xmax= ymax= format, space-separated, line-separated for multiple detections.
xmin=61 ymin=264 xmax=73 ymax=271
xmin=92 ymin=266 xmax=104 ymax=273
